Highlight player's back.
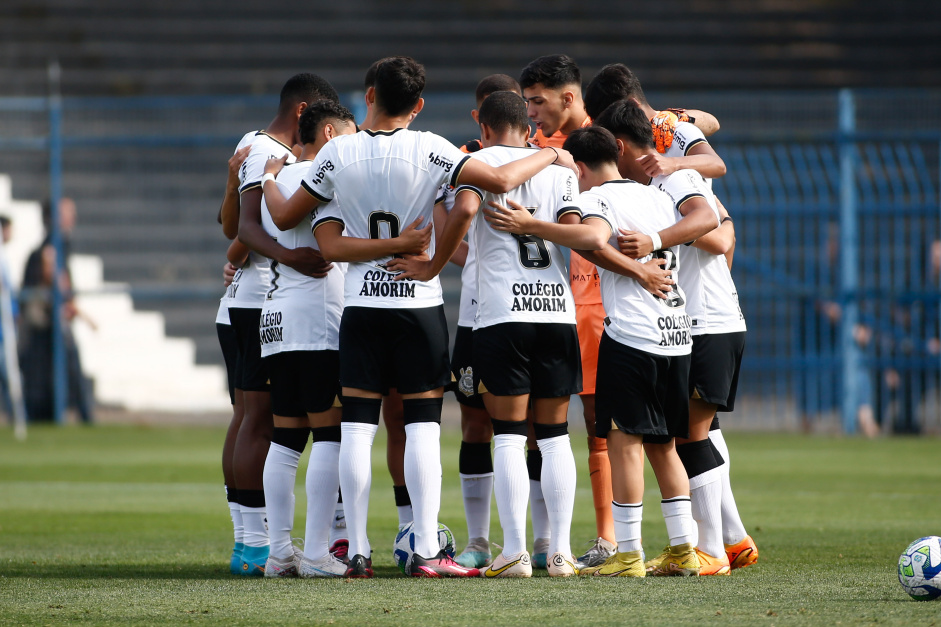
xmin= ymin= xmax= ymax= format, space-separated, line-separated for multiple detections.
xmin=464 ymin=145 xmax=578 ymax=329
xmin=583 ymin=180 xmax=692 ymax=355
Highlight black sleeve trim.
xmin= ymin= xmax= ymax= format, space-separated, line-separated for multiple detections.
xmin=582 ymin=214 xmax=613 ymax=234
xmin=239 ymin=181 xmax=261 ymax=194
xmin=312 ymin=216 xmax=345 ymax=234
xmin=450 ymin=154 xmax=472 ymax=188
xmin=556 ymin=206 xmax=583 ymax=221
xmin=300 ymin=179 xmax=332 ymax=203
xmin=675 ymin=192 xmax=706 ymax=212
xmin=684 ymin=137 xmax=707 ymax=156
xmin=454 ymin=185 xmax=483 ymax=202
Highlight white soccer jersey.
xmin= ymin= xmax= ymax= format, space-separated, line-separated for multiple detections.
xmin=215 ymin=295 xmax=230 ymax=325
xmin=649 ymin=169 xmax=736 ymax=335
xmin=228 ymin=130 xmax=296 ymax=309
xmin=303 ymin=128 xmax=470 ymax=309
xmin=664 ymin=122 xmax=714 ymax=190
xmin=457 ymin=145 xmax=579 ymax=330
xmin=258 ymin=160 xmax=345 ymax=356
xmin=436 ymin=184 xmax=479 ymax=328
xmin=581 ymin=180 xmax=692 ymax=356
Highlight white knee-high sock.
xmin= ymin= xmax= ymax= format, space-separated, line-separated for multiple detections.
xmin=530 ymin=481 xmax=551 ymax=543
xmin=339 ymin=422 xmax=377 ymax=558
xmin=708 ymin=428 xmax=748 ymax=544
xmin=263 ymin=443 xmax=301 ymax=560
xmin=612 ymin=501 xmax=643 ymax=553
xmin=537 ymin=434 xmax=576 ymax=559
xmin=329 ymin=498 xmax=345 ymax=545
xmin=661 ymin=497 xmax=695 ymax=547
xmin=493 ymin=434 xmax=529 ymax=557
xmin=241 ymin=505 xmax=268 ymax=548
xmin=460 ymin=473 xmax=493 ymax=540
xmin=226 ymin=487 xmax=244 ymax=545
xmin=404 ymin=422 xmax=442 ymax=559
xmin=304 ymin=441 xmax=341 ymax=561
xmin=689 ymin=467 xmax=724 ymax=559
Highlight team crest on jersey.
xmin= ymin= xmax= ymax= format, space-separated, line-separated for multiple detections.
xmin=458 ymin=367 xmax=475 ymax=397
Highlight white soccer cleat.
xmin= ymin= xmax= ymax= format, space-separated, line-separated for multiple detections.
xmin=481 ymin=550 xmax=533 ymax=578
xmin=547 ymin=551 xmax=579 ymax=577
xmin=264 ymin=547 xmax=301 ymax=578
xmin=298 ymin=552 xmax=348 ymax=578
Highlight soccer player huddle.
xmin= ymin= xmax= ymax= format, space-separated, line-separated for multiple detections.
xmin=215 ymin=53 xmax=758 ymax=579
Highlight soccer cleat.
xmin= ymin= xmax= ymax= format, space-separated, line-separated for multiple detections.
xmin=264 ymin=547 xmax=301 ymax=578
xmin=532 ymin=537 xmax=550 ymax=569
xmin=409 ymin=549 xmax=480 ymax=578
xmin=229 ymin=542 xmax=244 ymax=575
xmin=481 ymin=550 xmax=532 ymax=578
xmin=329 ymin=538 xmax=349 ymax=563
xmin=299 ymin=552 xmax=348 ymax=578
xmin=455 ymin=537 xmax=492 ymax=568
xmin=344 ymin=553 xmax=373 ymax=578
xmin=575 ymin=537 xmax=617 ymax=569
xmin=581 ymin=550 xmax=645 ymax=577
xmin=649 ymin=543 xmax=701 ymax=577
xmin=547 ymin=552 xmax=579 ymax=577
xmin=644 ymin=546 xmax=670 ymax=573
xmin=240 ymin=544 xmax=269 ymax=577
xmin=725 ymin=535 xmax=759 ymax=570
xmin=695 ymin=548 xmax=731 ymax=576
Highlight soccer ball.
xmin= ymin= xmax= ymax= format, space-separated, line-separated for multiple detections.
xmin=392 ymin=522 xmax=456 ymax=574
xmin=898 ymin=536 xmax=941 ymax=600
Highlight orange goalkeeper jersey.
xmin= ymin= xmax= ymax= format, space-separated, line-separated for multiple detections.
xmin=530 ymin=116 xmax=592 ymax=149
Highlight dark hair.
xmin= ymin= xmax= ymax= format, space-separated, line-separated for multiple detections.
xmin=519 ymin=54 xmax=581 ymax=91
xmin=279 ymin=73 xmax=339 ymax=114
xmin=298 ymin=100 xmax=355 ymax=144
xmin=584 ymin=63 xmax=647 ymax=120
xmin=594 ymin=100 xmax=655 ymax=150
xmin=477 ymin=91 xmax=530 ymax=134
xmin=374 ymin=56 xmax=425 ymax=117
xmin=0 ymin=215 xmax=11 ymax=229
xmin=562 ymin=127 xmax=620 ymax=169
xmin=475 ymin=74 xmax=521 ymax=106
xmin=364 ymin=56 xmax=395 ymax=90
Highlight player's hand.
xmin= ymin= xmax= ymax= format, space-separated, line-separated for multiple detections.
xmin=483 ymin=199 xmax=534 ymax=235
xmin=386 ymin=254 xmax=435 ymax=282
xmin=282 ymin=247 xmax=334 ymax=278
xmin=395 ymin=217 xmax=432 ymax=255
xmin=228 ymin=145 xmax=252 ymax=189
xmin=222 ymin=262 xmax=239 ymax=287
xmin=637 ymin=152 xmax=677 ymax=177
xmin=264 ymin=154 xmax=288 ymax=176
xmin=549 ymin=147 xmax=579 ymax=175
xmin=637 ymin=257 xmax=673 ymax=299
xmin=618 ymin=229 xmax=655 ymax=258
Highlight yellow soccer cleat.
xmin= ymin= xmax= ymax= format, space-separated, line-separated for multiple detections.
xmin=695 ymin=548 xmax=731 ymax=576
xmin=725 ymin=535 xmax=759 ymax=570
xmin=582 ymin=550 xmax=645 ymax=577
xmin=649 ymin=543 xmax=701 ymax=577
xmin=644 ymin=546 xmax=670 ymax=573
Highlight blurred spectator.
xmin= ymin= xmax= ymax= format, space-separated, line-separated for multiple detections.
xmin=19 ymin=197 xmax=94 ymax=423
xmin=0 ymin=215 xmax=17 ymax=418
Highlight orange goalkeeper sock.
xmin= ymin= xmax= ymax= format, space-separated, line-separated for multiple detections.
xmin=587 ymin=436 xmax=615 ymax=543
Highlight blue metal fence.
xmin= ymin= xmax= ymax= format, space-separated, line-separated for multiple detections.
xmin=0 ymin=89 xmax=937 ymax=432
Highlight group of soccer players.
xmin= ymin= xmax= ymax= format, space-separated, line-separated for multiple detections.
xmin=215 ymin=53 xmax=759 ymax=579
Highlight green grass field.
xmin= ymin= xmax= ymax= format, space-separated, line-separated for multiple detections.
xmin=1 ymin=425 xmax=939 ymax=626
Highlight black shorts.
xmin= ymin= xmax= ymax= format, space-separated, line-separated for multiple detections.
xmin=216 ymin=321 xmax=238 ymax=405
xmin=265 ymin=350 xmax=340 ymax=417
xmin=339 ymin=305 xmax=450 ymax=395
xmin=450 ymin=325 xmax=485 ymax=409
xmin=473 ymin=322 xmax=582 ymax=398
xmin=228 ymin=307 xmax=269 ymax=392
xmin=595 ymin=332 xmax=690 ymax=442
xmin=689 ymin=332 xmax=745 ymax=412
